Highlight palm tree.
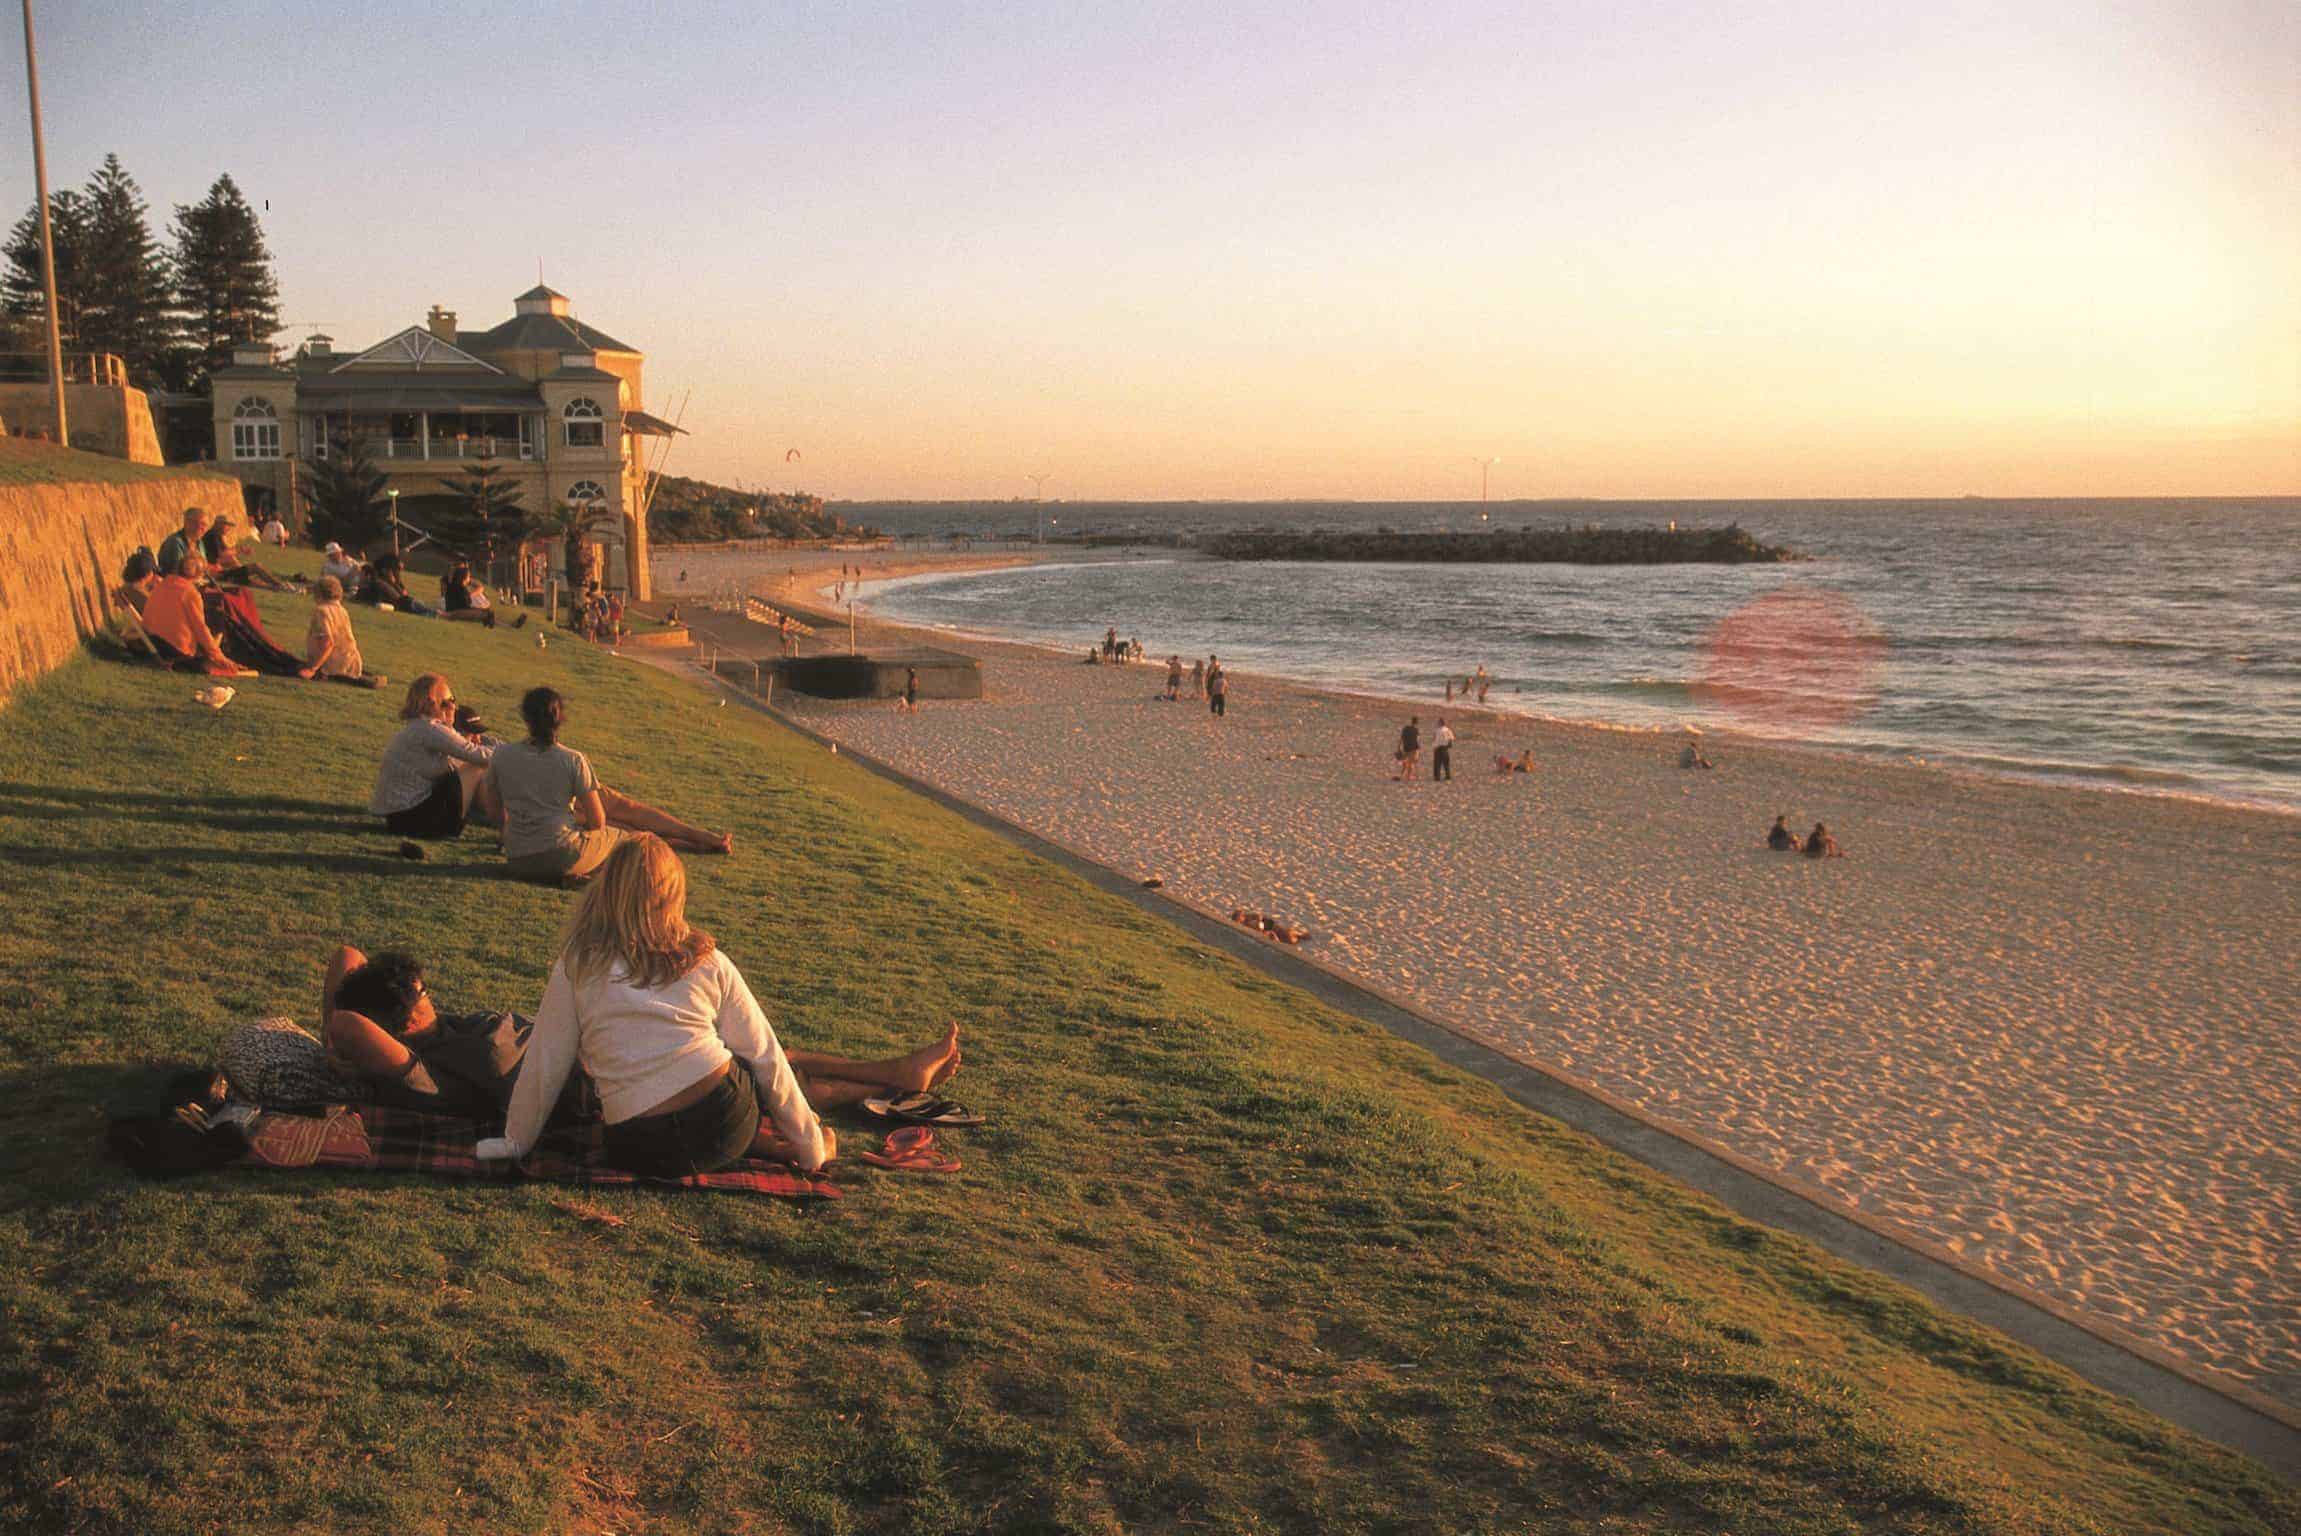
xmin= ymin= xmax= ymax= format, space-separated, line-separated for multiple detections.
xmin=535 ymin=499 xmax=615 ymax=593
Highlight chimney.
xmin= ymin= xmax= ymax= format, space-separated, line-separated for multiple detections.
xmin=426 ymin=305 xmax=457 ymax=343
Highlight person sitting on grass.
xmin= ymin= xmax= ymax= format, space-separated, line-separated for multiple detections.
xmin=369 ymin=673 xmax=499 ymax=840
xmin=155 ymin=506 xmax=211 ymax=581
xmin=359 ymin=553 xmax=437 ymax=616
xmin=200 ymin=511 xmax=290 ymax=591
xmin=304 ymin=575 xmax=383 ymax=688
xmin=440 ymin=562 xmax=526 ymax=629
xmin=486 ymin=686 xmax=732 ymax=884
xmin=141 ymin=552 xmax=257 ymax=677
xmin=320 ymin=541 xmax=363 ymax=588
xmin=111 ymin=548 xmax=158 ymax=616
xmin=1804 ymin=822 xmax=1844 ymax=859
xmin=480 ymin=834 xmax=965 ymax=1175
xmin=1766 ymin=814 xmax=1800 ymax=852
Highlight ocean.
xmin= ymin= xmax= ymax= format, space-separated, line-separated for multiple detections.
xmin=838 ymin=499 xmax=2301 ymax=813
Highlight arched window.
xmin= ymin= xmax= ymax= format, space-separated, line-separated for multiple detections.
xmin=231 ymin=397 xmax=281 ymax=460
xmin=562 ymin=396 xmax=605 ymax=449
xmin=565 ymin=480 xmax=608 ymax=506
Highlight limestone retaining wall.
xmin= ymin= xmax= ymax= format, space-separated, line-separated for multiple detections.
xmin=0 ymin=446 xmax=240 ymax=707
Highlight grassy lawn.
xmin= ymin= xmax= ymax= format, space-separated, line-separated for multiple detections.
xmin=0 ymin=554 xmax=2290 ymax=1534
xmin=0 ymin=437 xmax=236 ymax=488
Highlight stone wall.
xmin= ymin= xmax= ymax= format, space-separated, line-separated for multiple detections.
xmin=0 ymin=381 xmax=165 ymax=464
xmin=0 ymin=445 xmax=240 ymax=707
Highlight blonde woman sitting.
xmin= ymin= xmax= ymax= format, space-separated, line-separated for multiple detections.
xmin=304 ymin=576 xmax=384 ymax=688
xmin=479 ymin=834 xmax=962 ymax=1175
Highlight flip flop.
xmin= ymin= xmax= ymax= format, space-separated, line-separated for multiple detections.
xmin=864 ymin=1094 xmax=985 ymax=1127
xmin=859 ymin=1124 xmax=962 ymax=1173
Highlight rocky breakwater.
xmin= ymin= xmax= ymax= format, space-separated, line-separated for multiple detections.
xmin=1200 ymin=524 xmax=1797 ymax=564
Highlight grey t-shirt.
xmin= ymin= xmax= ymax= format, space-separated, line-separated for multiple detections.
xmin=485 ymin=741 xmax=598 ymax=861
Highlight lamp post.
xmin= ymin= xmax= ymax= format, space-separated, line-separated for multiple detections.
xmin=19 ymin=0 xmax=67 ymax=446
xmin=1471 ymin=456 xmax=1500 ymax=522
xmin=1028 ymin=473 xmax=1050 ymax=544
xmin=387 ymin=488 xmax=401 ymax=557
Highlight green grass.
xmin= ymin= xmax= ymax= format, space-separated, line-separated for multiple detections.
xmin=0 ymin=437 xmax=237 ymax=487
xmin=0 ymin=552 xmax=2290 ymax=1534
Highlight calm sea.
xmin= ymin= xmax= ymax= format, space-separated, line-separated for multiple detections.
xmin=841 ymin=499 xmax=2301 ymax=813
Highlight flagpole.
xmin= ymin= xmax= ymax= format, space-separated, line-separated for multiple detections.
xmin=20 ymin=0 xmax=68 ymax=445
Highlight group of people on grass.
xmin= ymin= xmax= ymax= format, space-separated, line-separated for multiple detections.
xmin=112 ymin=505 xmax=548 ymax=687
xmin=221 ymin=834 xmax=964 ymax=1178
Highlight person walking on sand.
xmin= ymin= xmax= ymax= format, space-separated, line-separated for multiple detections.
xmin=1432 ymin=717 xmax=1455 ymax=781
xmin=1189 ymin=657 xmax=1206 ymax=699
xmin=1206 ymin=656 xmax=1227 ymax=717
xmin=1165 ymin=655 xmax=1183 ymax=701
xmin=1398 ymin=716 xmax=1422 ymax=780
xmin=898 ymin=667 xmax=919 ymax=713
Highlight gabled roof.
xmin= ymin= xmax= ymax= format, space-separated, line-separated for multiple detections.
xmin=516 ymin=284 xmax=567 ymax=302
xmin=462 ymin=311 xmax=638 ymax=356
xmin=330 ymin=326 xmax=505 ymax=374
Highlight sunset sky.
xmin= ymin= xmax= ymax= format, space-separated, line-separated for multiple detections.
xmin=4 ymin=1 xmax=2294 ymax=499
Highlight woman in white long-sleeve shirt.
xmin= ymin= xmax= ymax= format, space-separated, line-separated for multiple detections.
xmin=369 ymin=674 xmax=497 ymax=840
xmin=486 ymin=836 xmax=966 ymax=1173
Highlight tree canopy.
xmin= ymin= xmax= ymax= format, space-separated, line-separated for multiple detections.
xmin=297 ymin=433 xmax=393 ymax=552
xmin=171 ymin=173 xmax=280 ymax=384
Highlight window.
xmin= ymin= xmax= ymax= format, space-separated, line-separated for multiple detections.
xmin=566 ymin=480 xmax=608 ymax=506
xmin=231 ymin=397 xmax=281 ymax=460
xmin=563 ymin=396 xmax=604 ymax=449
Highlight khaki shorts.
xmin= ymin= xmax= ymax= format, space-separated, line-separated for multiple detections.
xmin=505 ymin=826 xmax=626 ymax=883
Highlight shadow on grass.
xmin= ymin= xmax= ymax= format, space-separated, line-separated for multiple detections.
xmin=0 ymin=843 xmax=512 ymax=880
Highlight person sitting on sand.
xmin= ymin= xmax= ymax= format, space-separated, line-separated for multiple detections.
xmin=480 ymin=834 xmax=967 ymax=1175
xmin=370 ymin=674 xmax=499 ymax=839
xmin=141 ymin=552 xmax=257 ymax=677
xmin=1679 ymin=739 xmax=1714 ymax=770
xmin=1767 ymin=814 xmax=1800 ymax=852
xmin=304 ymin=576 xmax=383 ymax=688
xmin=487 ymin=686 xmax=732 ymax=883
xmin=1804 ymin=822 xmax=1843 ymax=858
xmin=1493 ymin=749 xmax=1534 ymax=775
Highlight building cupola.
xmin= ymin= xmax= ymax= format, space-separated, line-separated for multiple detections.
xmin=514 ymin=284 xmax=571 ymax=318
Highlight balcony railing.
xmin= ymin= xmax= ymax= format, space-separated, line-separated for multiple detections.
xmin=375 ymin=437 xmax=536 ymax=460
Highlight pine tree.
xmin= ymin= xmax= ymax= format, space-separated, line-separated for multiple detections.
xmin=433 ymin=460 xmax=533 ymax=573
xmin=2 ymin=188 xmax=90 ymax=343
xmin=171 ymin=173 xmax=280 ymax=383
xmin=298 ymin=433 xmax=393 ymax=552
xmin=77 ymin=155 xmax=178 ymax=384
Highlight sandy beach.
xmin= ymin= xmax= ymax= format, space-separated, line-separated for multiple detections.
xmin=660 ymin=546 xmax=2301 ymax=1410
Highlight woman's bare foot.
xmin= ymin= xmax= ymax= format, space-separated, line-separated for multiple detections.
xmin=890 ymin=1022 xmax=961 ymax=1094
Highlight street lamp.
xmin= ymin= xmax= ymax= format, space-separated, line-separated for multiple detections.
xmin=1471 ymin=457 xmax=1500 ymax=521
xmin=387 ymin=487 xmax=401 ymax=556
xmin=1028 ymin=473 xmax=1050 ymax=544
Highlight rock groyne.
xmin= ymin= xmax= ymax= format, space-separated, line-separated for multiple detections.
xmin=1201 ymin=524 xmax=1796 ymax=564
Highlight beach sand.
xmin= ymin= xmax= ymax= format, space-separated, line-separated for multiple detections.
xmin=663 ymin=547 xmax=2301 ymax=1409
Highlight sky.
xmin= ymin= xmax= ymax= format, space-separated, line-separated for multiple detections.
xmin=2 ymin=0 xmax=2294 ymax=500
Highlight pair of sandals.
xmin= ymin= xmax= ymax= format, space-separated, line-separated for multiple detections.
xmin=858 ymin=1124 xmax=962 ymax=1173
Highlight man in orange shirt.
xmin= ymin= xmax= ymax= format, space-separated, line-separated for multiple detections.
xmin=142 ymin=554 xmax=257 ymax=677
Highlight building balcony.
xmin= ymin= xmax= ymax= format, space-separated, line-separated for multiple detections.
xmin=366 ymin=436 xmax=538 ymax=461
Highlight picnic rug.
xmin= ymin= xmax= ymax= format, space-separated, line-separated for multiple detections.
xmin=233 ymin=1103 xmax=841 ymax=1200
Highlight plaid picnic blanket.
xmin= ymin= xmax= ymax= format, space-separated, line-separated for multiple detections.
xmin=236 ymin=1103 xmax=839 ymax=1200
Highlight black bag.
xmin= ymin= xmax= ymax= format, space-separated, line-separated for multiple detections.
xmin=104 ymin=1065 xmax=248 ymax=1178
